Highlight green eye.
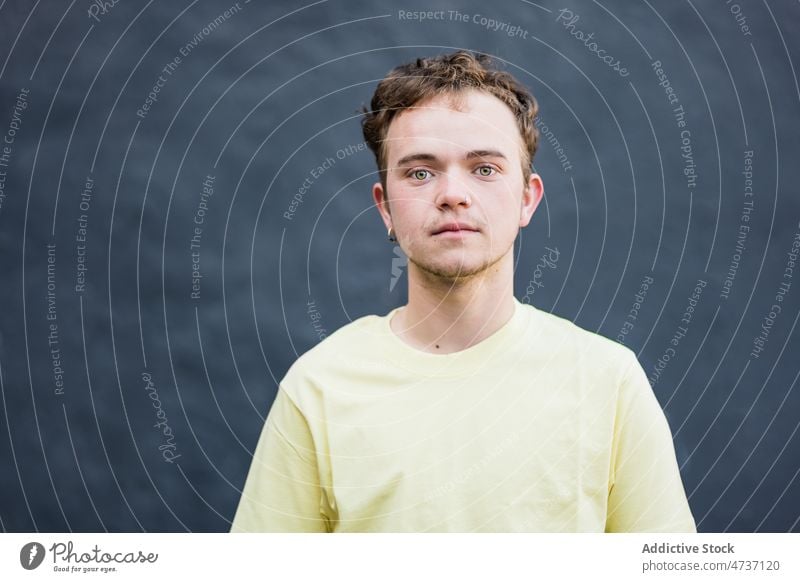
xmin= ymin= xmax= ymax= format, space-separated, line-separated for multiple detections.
xmin=477 ymin=166 xmax=495 ymax=176
xmin=412 ymin=169 xmax=430 ymax=180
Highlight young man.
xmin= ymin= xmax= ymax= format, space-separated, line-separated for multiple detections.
xmin=231 ymin=51 xmax=696 ymax=533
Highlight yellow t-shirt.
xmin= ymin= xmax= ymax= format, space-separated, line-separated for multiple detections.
xmin=231 ymin=298 xmax=696 ymax=532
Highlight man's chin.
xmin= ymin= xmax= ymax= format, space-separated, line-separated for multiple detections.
xmin=408 ymin=257 xmax=491 ymax=281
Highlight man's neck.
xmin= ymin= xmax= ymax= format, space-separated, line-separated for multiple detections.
xmin=390 ymin=254 xmax=517 ymax=355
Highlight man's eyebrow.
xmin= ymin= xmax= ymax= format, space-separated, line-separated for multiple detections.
xmin=395 ymin=153 xmax=438 ymax=167
xmin=394 ymin=150 xmax=507 ymax=168
xmin=465 ymin=149 xmax=507 ymax=161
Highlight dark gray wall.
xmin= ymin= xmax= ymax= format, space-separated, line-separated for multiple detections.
xmin=0 ymin=0 xmax=798 ymax=532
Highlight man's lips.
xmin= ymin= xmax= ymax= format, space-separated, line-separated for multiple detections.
xmin=432 ymin=222 xmax=480 ymax=235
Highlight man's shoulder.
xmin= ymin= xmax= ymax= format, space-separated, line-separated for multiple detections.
xmin=283 ymin=309 xmax=388 ymax=381
xmin=522 ymin=302 xmax=638 ymax=373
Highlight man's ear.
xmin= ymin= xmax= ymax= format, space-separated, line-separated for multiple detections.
xmin=520 ymin=173 xmax=544 ymax=228
xmin=372 ymin=181 xmax=392 ymax=229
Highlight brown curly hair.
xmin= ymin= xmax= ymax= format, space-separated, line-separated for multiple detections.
xmin=361 ymin=50 xmax=540 ymax=193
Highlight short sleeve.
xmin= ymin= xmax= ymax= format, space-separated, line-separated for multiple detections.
xmin=230 ymin=387 xmax=331 ymax=532
xmin=605 ymin=354 xmax=697 ymax=533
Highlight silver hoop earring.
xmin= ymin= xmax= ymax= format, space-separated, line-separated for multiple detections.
xmin=387 ymin=227 xmax=397 ymax=242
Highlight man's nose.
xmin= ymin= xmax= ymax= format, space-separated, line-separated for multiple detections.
xmin=435 ymin=171 xmax=471 ymax=209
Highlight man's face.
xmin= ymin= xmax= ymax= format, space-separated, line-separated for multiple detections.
xmin=372 ymin=89 xmax=543 ymax=281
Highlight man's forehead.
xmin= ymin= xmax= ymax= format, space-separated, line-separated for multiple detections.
xmin=386 ymin=91 xmax=520 ymax=161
